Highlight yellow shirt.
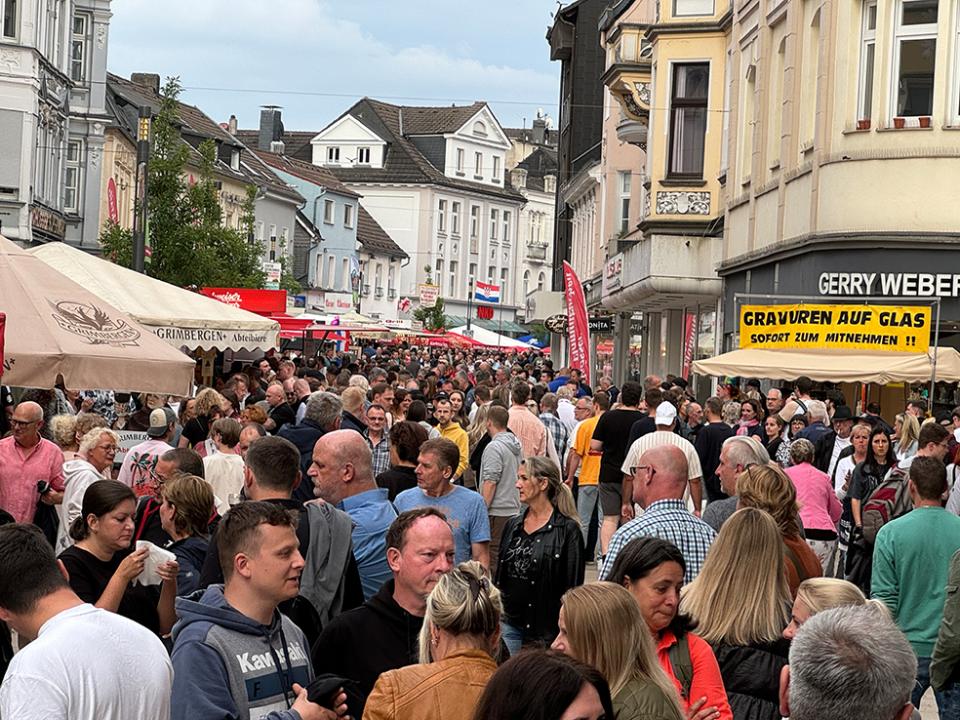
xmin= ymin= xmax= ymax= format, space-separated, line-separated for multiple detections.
xmin=439 ymin=422 xmax=470 ymax=478
xmin=573 ymin=415 xmax=602 ymax=486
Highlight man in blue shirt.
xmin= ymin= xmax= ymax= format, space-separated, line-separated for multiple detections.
xmin=309 ymin=430 xmax=397 ymax=599
xmin=394 ymin=438 xmax=490 ymax=568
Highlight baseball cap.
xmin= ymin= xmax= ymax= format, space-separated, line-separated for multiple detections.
xmin=147 ymin=407 xmax=176 ymax=438
xmin=655 ymin=402 xmax=677 ymax=426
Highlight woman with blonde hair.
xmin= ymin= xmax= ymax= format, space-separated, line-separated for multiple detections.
xmin=895 ymin=412 xmax=920 ymax=461
xmin=466 ymin=404 xmax=494 ymax=487
xmin=736 ymin=464 xmax=822 ymax=596
xmin=783 ymin=577 xmax=884 ymax=640
xmin=552 ymin=582 xmax=684 ymax=720
xmin=159 ymin=474 xmax=214 ymax=596
xmin=496 ymin=456 xmax=583 ymax=654
xmin=363 ymin=561 xmax=501 ymax=720
xmin=681 ymin=507 xmax=791 ymax=720
xmin=49 ymin=414 xmax=79 ymax=460
xmin=178 ymin=388 xmax=226 ymax=451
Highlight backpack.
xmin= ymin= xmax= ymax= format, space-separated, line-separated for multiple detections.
xmin=861 ymin=467 xmax=913 ymax=545
xmin=667 ymin=633 xmax=694 ymax=702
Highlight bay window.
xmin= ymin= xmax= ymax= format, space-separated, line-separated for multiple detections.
xmin=668 ymin=63 xmax=709 ymax=178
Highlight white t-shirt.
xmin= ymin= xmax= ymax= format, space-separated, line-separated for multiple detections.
xmin=827 ymin=436 xmax=852 ymax=479
xmin=833 ymin=455 xmax=859 ymax=500
xmin=203 ymin=452 xmax=246 ymax=514
xmin=620 ymin=430 xmax=703 ymax=481
xmin=0 ymin=604 xmax=172 ymax=720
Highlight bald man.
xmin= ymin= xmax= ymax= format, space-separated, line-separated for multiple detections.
xmin=599 ymin=445 xmax=716 ymax=584
xmin=0 ymin=401 xmax=65 ymax=525
xmin=309 ymin=430 xmax=398 ymax=599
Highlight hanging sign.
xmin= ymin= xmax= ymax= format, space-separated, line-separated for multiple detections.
xmin=739 ymin=304 xmax=931 ymax=353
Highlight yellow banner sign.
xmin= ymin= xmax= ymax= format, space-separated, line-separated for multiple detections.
xmin=739 ymin=304 xmax=931 ymax=352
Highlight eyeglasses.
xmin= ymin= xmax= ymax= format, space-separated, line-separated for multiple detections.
xmin=10 ymin=419 xmax=39 ymax=428
xmin=631 ymin=465 xmax=654 ymax=477
xmin=97 ymin=444 xmax=120 ymax=453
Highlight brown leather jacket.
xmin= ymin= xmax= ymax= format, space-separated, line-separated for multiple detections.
xmin=361 ymin=648 xmax=497 ymax=720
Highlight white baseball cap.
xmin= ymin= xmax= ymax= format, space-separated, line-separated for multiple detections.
xmin=655 ymin=402 xmax=677 ymax=426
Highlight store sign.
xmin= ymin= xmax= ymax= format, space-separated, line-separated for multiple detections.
xmin=602 ymin=254 xmax=623 ymax=295
xmin=322 ymin=293 xmax=354 ymax=314
xmin=30 ymin=205 xmax=66 ymax=240
xmin=819 ymin=272 xmax=960 ymax=298
xmin=200 ymin=288 xmax=287 ymax=314
xmin=419 ymin=284 xmax=440 ymax=308
xmin=739 ymin=303 xmax=931 ymax=353
xmin=263 ymin=261 xmax=282 ymax=290
xmin=589 ymin=316 xmax=613 ymax=334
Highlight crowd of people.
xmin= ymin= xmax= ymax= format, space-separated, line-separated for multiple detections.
xmin=0 ymin=348 xmax=957 ymax=719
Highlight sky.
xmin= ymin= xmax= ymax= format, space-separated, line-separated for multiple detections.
xmin=109 ymin=0 xmax=564 ymax=135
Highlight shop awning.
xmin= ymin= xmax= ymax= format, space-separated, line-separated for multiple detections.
xmin=448 ymin=326 xmax=536 ymax=351
xmin=30 ymin=243 xmax=280 ymax=353
xmin=691 ymin=347 xmax=960 ymax=384
xmin=271 ymin=313 xmax=313 ymax=340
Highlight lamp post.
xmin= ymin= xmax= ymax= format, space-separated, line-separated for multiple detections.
xmin=465 ymin=279 xmax=474 ymax=336
xmin=132 ymin=106 xmax=151 ymax=273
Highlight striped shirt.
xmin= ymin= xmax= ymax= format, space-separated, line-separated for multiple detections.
xmin=620 ymin=431 xmax=703 ymax=480
xmin=600 ymin=499 xmax=716 ymax=583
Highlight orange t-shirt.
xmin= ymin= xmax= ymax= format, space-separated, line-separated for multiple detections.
xmin=573 ymin=415 xmax=602 ymax=486
xmin=657 ymin=630 xmax=733 ymax=720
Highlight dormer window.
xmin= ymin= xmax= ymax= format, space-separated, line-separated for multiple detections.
xmin=473 ymin=121 xmax=488 ymax=137
xmin=357 ymin=147 xmax=371 ymax=164
xmin=326 ymin=146 xmax=340 ymax=164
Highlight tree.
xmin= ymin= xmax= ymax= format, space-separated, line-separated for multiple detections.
xmin=413 ymin=265 xmax=446 ymax=331
xmin=99 ymin=77 xmax=265 ymax=289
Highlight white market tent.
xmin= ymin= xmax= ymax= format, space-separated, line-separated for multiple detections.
xmin=31 ymin=243 xmax=279 ymax=353
xmin=448 ymin=325 xmax=535 ymax=350
xmin=691 ymin=347 xmax=960 ymax=384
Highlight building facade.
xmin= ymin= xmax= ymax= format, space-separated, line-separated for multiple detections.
xmin=0 ymin=0 xmax=111 ymax=247
xmin=719 ymin=0 xmax=960 ymax=361
xmin=309 ymin=98 xmax=526 ymax=330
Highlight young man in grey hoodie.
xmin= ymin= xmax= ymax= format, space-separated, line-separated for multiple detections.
xmin=480 ymin=405 xmax=523 ymax=576
xmin=171 ymin=502 xmax=348 ymax=720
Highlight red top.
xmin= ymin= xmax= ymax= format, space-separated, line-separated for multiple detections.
xmin=657 ymin=629 xmax=733 ymax=720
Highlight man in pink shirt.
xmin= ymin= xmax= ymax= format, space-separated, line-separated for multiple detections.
xmin=507 ymin=380 xmax=547 ymax=459
xmin=0 ymin=401 xmax=65 ymax=523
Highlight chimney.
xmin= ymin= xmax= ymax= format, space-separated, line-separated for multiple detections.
xmin=227 ymin=114 xmax=238 ymax=135
xmin=130 ymin=73 xmax=160 ymax=95
xmin=258 ymin=106 xmax=284 ymax=152
xmin=531 ymin=117 xmax=546 ymax=145
xmin=511 ymin=167 xmax=528 ymax=189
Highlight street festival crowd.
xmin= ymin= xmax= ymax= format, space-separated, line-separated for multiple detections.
xmin=4 ymin=346 xmax=960 ymax=719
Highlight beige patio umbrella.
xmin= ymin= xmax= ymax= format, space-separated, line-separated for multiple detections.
xmin=0 ymin=236 xmax=195 ymax=394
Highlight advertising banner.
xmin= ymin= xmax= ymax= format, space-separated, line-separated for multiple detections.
xmin=739 ymin=304 xmax=931 ymax=353
xmin=418 ymin=284 xmax=440 ymax=308
xmin=200 ymin=288 xmax=287 ymax=314
xmin=562 ymin=261 xmax=591 ymax=385
xmin=682 ymin=313 xmax=698 ymax=379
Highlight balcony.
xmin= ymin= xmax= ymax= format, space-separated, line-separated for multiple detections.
xmin=526 ymin=242 xmax=548 ymax=262
xmin=601 ymin=29 xmax=652 ymax=148
xmin=375 ymin=286 xmax=384 ymax=299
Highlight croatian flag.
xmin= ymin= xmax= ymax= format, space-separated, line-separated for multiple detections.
xmin=475 ymin=281 xmax=500 ymax=304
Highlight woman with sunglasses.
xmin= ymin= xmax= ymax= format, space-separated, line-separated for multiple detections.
xmin=57 ymin=427 xmax=121 ymax=553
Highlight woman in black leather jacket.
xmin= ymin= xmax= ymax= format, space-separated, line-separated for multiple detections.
xmin=496 ymin=456 xmax=583 ymax=655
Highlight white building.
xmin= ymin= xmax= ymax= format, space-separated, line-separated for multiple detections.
xmin=508 ymin=148 xmax=557 ymax=317
xmin=0 ymin=0 xmax=111 ymax=247
xmin=309 ymin=99 xmax=528 ymax=331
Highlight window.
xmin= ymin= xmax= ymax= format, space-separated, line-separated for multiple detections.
xmin=323 ymin=199 xmax=334 ymax=224
xmin=342 ymin=258 xmax=350 ymax=292
xmin=500 ymin=268 xmax=509 ymax=302
xmin=2 ymin=0 xmax=17 ymax=39
xmin=474 ymin=152 xmax=483 ymax=177
xmin=492 ymin=156 xmax=501 ymax=181
xmin=488 ymin=266 xmax=496 ymax=283
xmin=451 ymin=202 xmax=461 ymax=234
xmin=502 ymin=211 xmax=511 ymax=242
xmin=523 ymin=270 xmax=530 ymax=298
xmin=357 ymin=146 xmax=371 ymax=164
xmin=456 ymin=148 xmax=465 ymax=173
xmin=739 ymin=62 xmax=756 ymax=184
xmin=388 ymin=265 xmax=396 ymax=294
xmin=473 ymin=121 xmax=487 ymax=136
xmin=668 ymin=63 xmax=709 ymax=178
xmin=490 ymin=209 xmax=498 ymax=240
xmin=449 ymin=261 xmax=458 ymax=296
xmin=63 ymin=139 xmax=82 ymax=212
xmin=344 ymin=204 xmax=354 ymax=228
xmin=325 ymin=254 xmax=335 ymax=287
xmin=326 ymin=146 xmax=340 ymax=163
xmin=858 ymin=2 xmax=877 ymax=121
xmin=435 ymin=258 xmax=444 ymax=281
xmin=799 ymin=7 xmax=820 ymax=146
xmin=470 ymin=205 xmax=480 ymax=238
xmin=768 ymin=36 xmax=786 ymax=168
xmin=674 ymin=0 xmax=713 ymax=16
xmin=438 ymin=199 xmax=446 ymax=233
xmin=70 ymin=14 xmax=87 ymax=83
xmin=893 ymin=0 xmax=937 ymax=118
xmin=619 ymin=171 xmax=631 ymax=233
xmin=469 ymin=262 xmax=477 ymax=280
xmin=538 ymin=272 xmax=545 ymax=291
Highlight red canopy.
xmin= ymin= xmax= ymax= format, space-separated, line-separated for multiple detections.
xmin=269 ymin=313 xmax=313 ymax=340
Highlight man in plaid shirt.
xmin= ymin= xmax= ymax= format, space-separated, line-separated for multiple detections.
xmin=539 ymin=393 xmax=570 ymax=463
xmin=599 ymin=444 xmax=716 ymax=583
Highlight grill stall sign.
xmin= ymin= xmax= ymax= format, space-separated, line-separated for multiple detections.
xmin=739 ymin=304 xmax=931 ymax=353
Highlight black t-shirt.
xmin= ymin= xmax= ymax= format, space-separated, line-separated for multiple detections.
xmin=376 ymin=466 xmax=418 ymax=502
xmin=181 ymin=416 xmax=210 ymax=448
xmin=695 ymin=421 xmax=736 ymax=503
xmin=58 ymin=545 xmax=160 ymax=634
xmin=592 ymin=408 xmax=645 ymax=485
xmin=269 ymin=402 xmax=297 ymax=432
xmin=499 ymin=530 xmax=536 ymax=623
xmin=627 ymin=416 xmax=657 ymax=447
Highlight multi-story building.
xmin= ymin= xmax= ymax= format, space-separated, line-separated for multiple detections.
xmin=101 ymin=75 xmax=304 ymax=275
xmin=595 ymin=0 xmax=727 ymax=383
xmin=0 ymin=0 xmax=111 ymax=248
xmin=719 ymin=0 xmax=960 ymax=356
xmin=309 ymin=99 xmax=527 ymax=330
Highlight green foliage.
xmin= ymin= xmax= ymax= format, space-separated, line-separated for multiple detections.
xmin=101 ymin=76 xmax=265 ymax=289
xmin=414 ymin=297 xmax=446 ymax=331
xmin=98 ymin=221 xmax=133 ymax=268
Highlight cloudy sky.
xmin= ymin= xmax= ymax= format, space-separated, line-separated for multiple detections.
xmin=109 ymin=0 xmax=563 ymax=134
